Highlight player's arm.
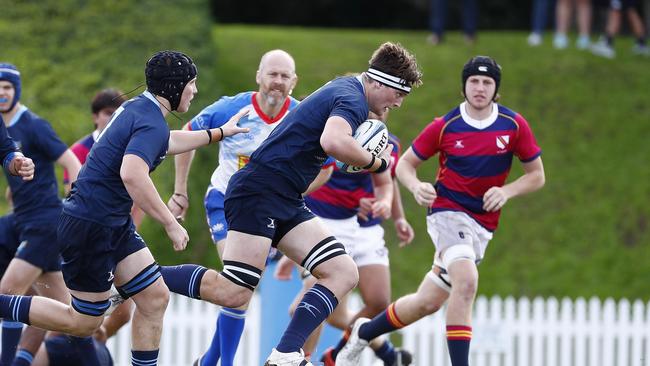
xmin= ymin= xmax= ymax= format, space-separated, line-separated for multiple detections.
xmin=2 ymin=122 xmax=34 ymax=180
xmin=274 ymin=255 xmax=297 ymax=281
xmin=320 ymin=116 xmax=391 ymax=172
xmin=396 ymin=147 xmax=437 ymax=207
xmin=168 ymin=122 xmax=194 ymax=220
xmin=483 ymin=156 xmax=545 ymax=212
xmin=120 ymin=154 xmax=188 ymax=251
xmin=166 ymin=108 xmax=250 ymax=155
xmin=56 ymin=149 xmax=81 ymax=194
xmin=3 ymin=153 xmax=34 ymax=181
xmin=391 ymin=179 xmax=415 ymax=247
xmin=303 ymin=165 xmax=333 ymax=196
xmin=364 ymin=170 xmax=393 ymax=220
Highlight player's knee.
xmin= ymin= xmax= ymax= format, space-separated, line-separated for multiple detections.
xmin=365 ymin=296 xmax=391 ymax=316
xmin=314 ymin=254 xmax=358 ymax=291
xmin=419 ymin=298 xmax=443 ymax=316
xmin=135 ymin=281 xmax=170 ymax=317
xmin=220 ymin=260 xmax=262 ymax=293
xmin=221 ymin=287 xmax=252 ymax=309
xmin=63 ymin=315 xmax=103 ymax=337
xmin=301 ymin=236 xmax=351 ymax=283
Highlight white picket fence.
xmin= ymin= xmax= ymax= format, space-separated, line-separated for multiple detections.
xmin=108 ymin=294 xmax=650 ymax=366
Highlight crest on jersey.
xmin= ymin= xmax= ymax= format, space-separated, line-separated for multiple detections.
xmin=496 ymin=135 xmax=510 ymax=149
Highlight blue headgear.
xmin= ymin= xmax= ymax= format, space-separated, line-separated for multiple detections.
xmin=145 ymin=51 xmax=197 ymax=111
xmin=0 ymin=63 xmax=21 ymax=112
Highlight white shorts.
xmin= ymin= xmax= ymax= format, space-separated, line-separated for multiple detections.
xmin=350 ymin=224 xmax=389 ymax=267
xmin=320 ymin=217 xmax=389 ymax=268
xmin=426 ymin=211 xmax=493 ymax=270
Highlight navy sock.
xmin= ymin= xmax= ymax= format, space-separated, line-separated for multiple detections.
xmin=276 ymin=284 xmax=338 ymax=353
xmin=0 ymin=295 xmax=32 ymax=324
xmin=70 ymin=336 xmax=101 ymax=366
xmin=131 ymin=349 xmax=159 ymax=366
xmin=358 ymin=303 xmax=405 ymax=342
xmin=374 ymin=339 xmax=396 ymax=365
xmin=160 ymin=264 xmax=207 ymax=299
xmin=446 ymin=325 xmax=471 ymax=366
xmin=10 ymin=349 xmax=32 ymax=366
xmin=1 ymin=321 xmax=23 ymax=366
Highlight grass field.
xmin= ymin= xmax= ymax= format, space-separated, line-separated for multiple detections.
xmin=1 ymin=2 xmax=649 ymax=300
xmin=207 ymin=25 xmax=650 ymax=300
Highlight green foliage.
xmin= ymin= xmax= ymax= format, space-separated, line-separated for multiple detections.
xmin=0 ymin=0 xmax=223 ymax=267
xmin=2 ymin=6 xmax=649 ymax=300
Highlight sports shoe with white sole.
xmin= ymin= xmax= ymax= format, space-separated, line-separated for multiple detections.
xmin=591 ymin=40 xmax=615 ymax=59
xmin=264 ymin=348 xmax=313 ymax=366
xmin=335 ymin=318 xmax=370 ymax=366
xmin=105 ymin=286 xmax=125 ymax=315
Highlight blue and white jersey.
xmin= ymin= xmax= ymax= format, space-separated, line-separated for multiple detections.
xmin=189 ymin=91 xmax=298 ymax=194
xmin=63 ymin=91 xmax=169 ymax=226
xmin=3 ymin=106 xmax=68 ymax=219
xmin=232 ymin=76 xmax=368 ymax=196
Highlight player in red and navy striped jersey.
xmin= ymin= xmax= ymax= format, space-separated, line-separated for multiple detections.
xmin=63 ymin=89 xmax=126 ymax=192
xmin=337 ymin=56 xmax=546 ymax=366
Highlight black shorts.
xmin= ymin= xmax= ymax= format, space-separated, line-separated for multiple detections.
xmin=225 ymin=191 xmax=315 ymax=247
xmin=58 ymin=213 xmax=146 ymax=292
xmin=0 ymin=214 xmax=19 ymax=277
xmin=45 ymin=335 xmax=113 ymax=366
xmin=13 ymin=211 xmax=63 ymax=272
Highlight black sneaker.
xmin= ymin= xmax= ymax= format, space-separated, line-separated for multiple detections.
xmin=393 ymin=348 xmax=413 ymax=366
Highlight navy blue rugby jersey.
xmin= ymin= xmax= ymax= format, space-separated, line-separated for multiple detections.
xmin=1 ymin=115 xmax=20 ymax=164
xmin=3 ymin=106 xmax=68 ymax=217
xmin=243 ymin=76 xmax=369 ymax=195
xmin=63 ymin=91 xmax=169 ymax=226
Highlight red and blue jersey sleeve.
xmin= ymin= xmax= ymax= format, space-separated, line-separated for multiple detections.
xmin=411 ymin=117 xmax=445 ymax=160
xmin=513 ymin=114 xmax=542 ymax=162
xmin=388 ymin=133 xmax=401 ymax=177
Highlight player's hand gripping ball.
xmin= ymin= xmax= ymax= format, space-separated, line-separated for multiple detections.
xmin=336 ymin=119 xmax=389 ymax=173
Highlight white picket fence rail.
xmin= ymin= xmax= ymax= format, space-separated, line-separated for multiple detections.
xmin=108 ymin=294 xmax=650 ymax=366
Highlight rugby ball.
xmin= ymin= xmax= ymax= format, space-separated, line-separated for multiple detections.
xmin=336 ymin=119 xmax=389 ymax=173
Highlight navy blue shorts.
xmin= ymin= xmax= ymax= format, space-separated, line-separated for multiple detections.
xmin=58 ymin=213 xmax=146 ymax=293
xmin=0 ymin=214 xmax=19 ymax=278
xmin=225 ymin=191 xmax=315 ymax=247
xmin=13 ymin=212 xmax=63 ymax=272
xmin=45 ymin=335 xmax=113 ymax=366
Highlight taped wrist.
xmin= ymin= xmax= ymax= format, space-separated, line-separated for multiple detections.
xmin=373 ymin=157 xmax=389 ymax=173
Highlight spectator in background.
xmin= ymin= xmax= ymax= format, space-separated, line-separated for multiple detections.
xmin=553 ymin=0 xmax=592 ymax=49
xmin=591 ymin=0 xmax=649 ymax=58
xmin=427 ymin=0 xmax=478 ymax=45
xmin=528 ymin=0 xmax=557 ymax=46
